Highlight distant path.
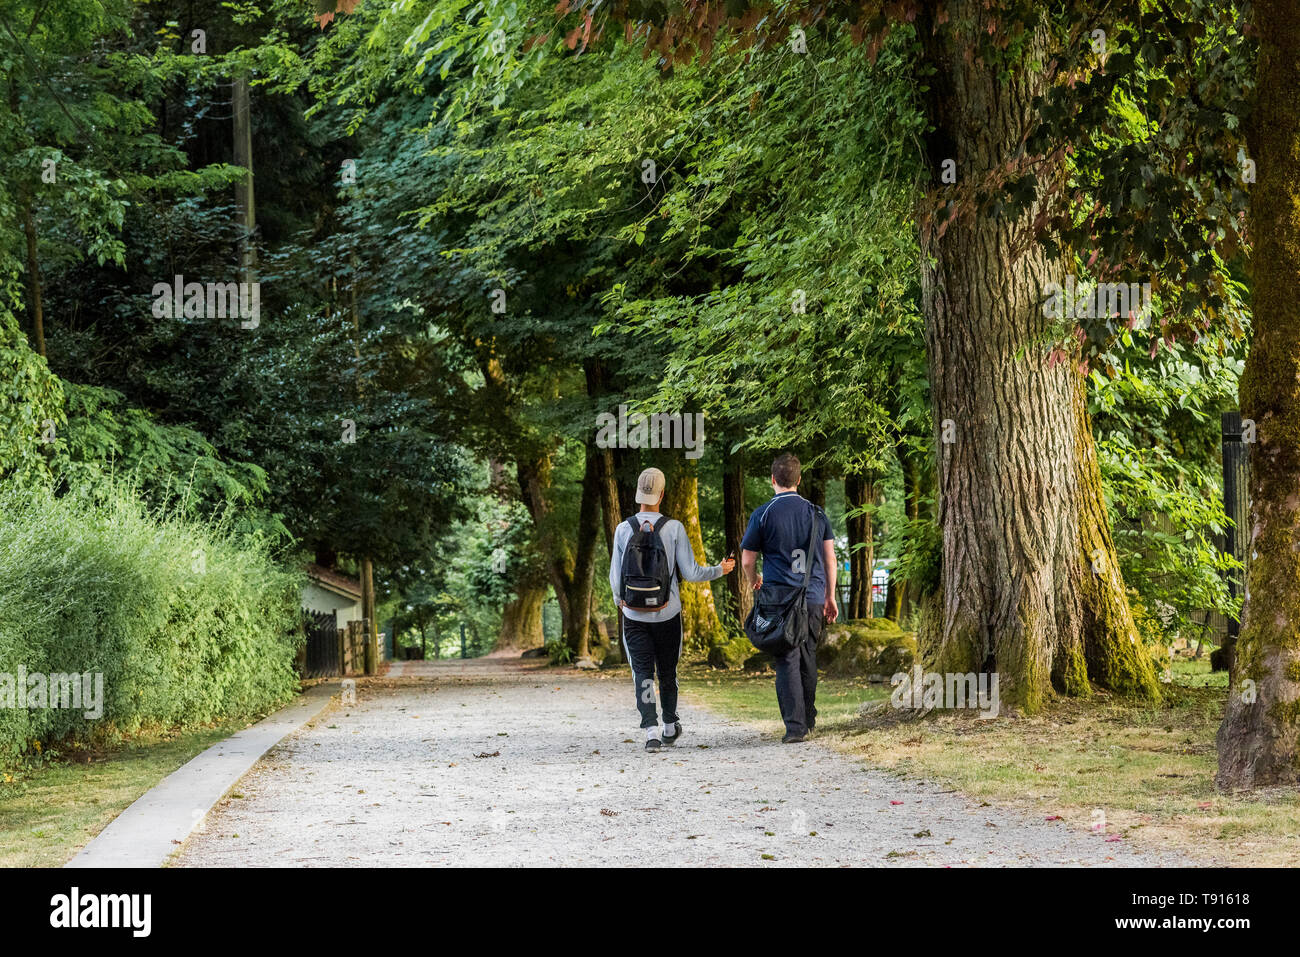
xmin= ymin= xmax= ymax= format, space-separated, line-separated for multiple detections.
xmin=174 ymin=657 xmax=1190 ymax=866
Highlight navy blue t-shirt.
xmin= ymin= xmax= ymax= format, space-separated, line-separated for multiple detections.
xmin=740 ymin=492 xmax=834 ymax=604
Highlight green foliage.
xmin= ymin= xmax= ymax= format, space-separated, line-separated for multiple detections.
xmin=50 ymin=383 xmax=285 ymax=538
xmin=887 ymin=516 xmax=942 ymax=599
xmin=545 ymin=637 xmax=574 ymax=666
xmin=0 ymin=311 xmax=63 ymax=486
xmin=1091 ymin=333 xmax=1244 ymax=638
xmin=0 ymin=483 xmax=301 ymax=766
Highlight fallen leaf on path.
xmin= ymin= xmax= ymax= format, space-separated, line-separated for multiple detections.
xmin=475 ymin=751 xmax=500 ymax=758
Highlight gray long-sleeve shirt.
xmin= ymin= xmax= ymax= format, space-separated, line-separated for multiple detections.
xmin=609 ymin=512 xmax=724 ymax=624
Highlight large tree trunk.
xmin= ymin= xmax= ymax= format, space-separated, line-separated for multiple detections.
xmin=561 ymin=440 xmax=603 ymax=660
xmin=802 ymin=466 xmax=826 ymax=510
xmin=594 ymin=444 xmax=620 ymax=558
xmin=1216 ymin=0 xmax=1300 ymax=790
xmin=612 ymin=446 xmax=638 ymax=516
xmin=917 ymin=1 xmax=1158 ymax=712
xmin=497 ymin=585 xmax=546 ymax=652
xmin=663 ymin=459 xmax=724 ymax=653
xmin=584 ymin=359 xmax=622 ymax=556
xmin=846 ymin=472 xmax=876 ymax=619
xmin=721 ymin=445 xmax=751 ymax=627
xmin=517 ymin=452 xmax=574 ymax=646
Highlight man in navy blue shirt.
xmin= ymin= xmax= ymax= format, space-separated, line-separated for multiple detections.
xmin=740 ymin=453 xmax=837 ymax=743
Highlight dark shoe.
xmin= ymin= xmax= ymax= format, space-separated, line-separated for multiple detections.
xmin=782 ymin=732 xmax=807 ymax=744
xmin=645 ymin=737 xmax=662 ymax=753
xmin=663 ymin=721 xmax=683 ymax=745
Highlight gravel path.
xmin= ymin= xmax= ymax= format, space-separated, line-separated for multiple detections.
xmin=174 ymin=657 xmax=1190 ymax=867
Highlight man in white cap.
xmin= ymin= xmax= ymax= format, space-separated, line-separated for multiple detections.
xmin=610 ymin=467 xmax=735 ymax=752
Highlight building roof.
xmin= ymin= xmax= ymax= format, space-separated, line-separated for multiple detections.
xmin=304 ymin=564 xmax=363 ymax=600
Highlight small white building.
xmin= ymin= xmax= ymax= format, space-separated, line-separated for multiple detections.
xmin=302 ymin=564 xmax=363 ymax=628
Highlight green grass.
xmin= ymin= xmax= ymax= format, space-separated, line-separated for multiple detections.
xmin=679 ymin=663 xmax=890 ymax=733
xmin=0 ymin=717 xmax=254 ymax=867
xmin=1169 ymin=655 xmax=1228 ymax=689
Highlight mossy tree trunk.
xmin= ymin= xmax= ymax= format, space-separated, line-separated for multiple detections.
xmin=663 ymin=459 xmax=725 ymax=653
xmin=517 ymin=447 xmax=599 ymax=660
xmin=846 ymin=472 xmax=877 ymax=619
xmin=1216 ymin=0 xmax=1300 ymax=790
xmin=563 ymin=440 xmax=602 ymax=659
xmin=916 ymin=0 xmax=1159 ymax=712
xmin=722 ymin=444 xmax=751 ymax=626
xmin=585 ymin=358 xmax=622 ymax=558
xmin=497 ymin=584 xmax=546 ymax=652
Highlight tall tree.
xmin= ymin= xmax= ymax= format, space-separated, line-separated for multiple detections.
xmin=663 ymin=458 xmax=726 ymax=651
xmin=1217 ymin=0 xmax=1300 ymax=789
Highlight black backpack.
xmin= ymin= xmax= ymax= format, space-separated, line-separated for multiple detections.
xmin=744 ymin=503 xmax=822 ymax=655
xmin=619 ymin=516 xmax=677 ymax=610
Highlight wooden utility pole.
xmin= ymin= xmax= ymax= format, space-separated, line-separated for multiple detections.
xmin=361 ymin=559 xmax=378 ymax=674
xmin=20 ymin=195 xmax=45 ymax=357
xmin=232 ymin=71 xmax=256 ymax=284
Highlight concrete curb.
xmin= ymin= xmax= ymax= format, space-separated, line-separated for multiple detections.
xmin=67 ymin=683 xmax=340 ymax=868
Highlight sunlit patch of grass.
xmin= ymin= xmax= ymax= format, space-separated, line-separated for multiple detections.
xmin=0 ymin=718 xmax=251 ymax=867
xmin=679 ymin=664 xmax=889 ymax=733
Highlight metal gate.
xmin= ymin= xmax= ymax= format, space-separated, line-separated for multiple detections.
xmin=303 ymin=610 xmax=340 ymax=678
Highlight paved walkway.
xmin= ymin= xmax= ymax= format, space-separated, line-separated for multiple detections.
xmin=172 ymin=657 xmax=1190 ymax=867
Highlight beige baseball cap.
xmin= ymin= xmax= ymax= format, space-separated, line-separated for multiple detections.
xmin=635 ymin=467 xmax=666 ymax=505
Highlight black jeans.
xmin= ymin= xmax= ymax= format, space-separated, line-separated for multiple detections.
xmin=621 ymin=612 xmax=683 ymax=729
xmin=774 ymin=602 xmax=825 ymax=735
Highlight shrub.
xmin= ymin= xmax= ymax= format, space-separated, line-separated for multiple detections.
xmin=0 ymin=483 xmax=301 ymax=764
xmin=545 ymin=638 xmax=574 ymax=666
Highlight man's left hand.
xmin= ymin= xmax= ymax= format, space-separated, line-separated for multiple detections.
xmin=825 ymin=595 xmax=839 ymax=624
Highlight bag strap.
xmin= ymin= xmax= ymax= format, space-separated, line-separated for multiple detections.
xmin=651 ymin=515 xmax=683 ymax=583
xmin=801 ymin=505 xmax=820 ymax=589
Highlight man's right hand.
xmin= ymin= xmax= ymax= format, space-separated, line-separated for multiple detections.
xmin=750 ymin=574 xmax=763 ymax=591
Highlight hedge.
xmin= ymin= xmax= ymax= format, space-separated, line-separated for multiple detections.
xmin=0 ymin=483 xmax=301 ymax=763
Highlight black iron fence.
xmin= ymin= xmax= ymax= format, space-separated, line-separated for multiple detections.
xmin=303 ymin=610 xmax=340 ymax=679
